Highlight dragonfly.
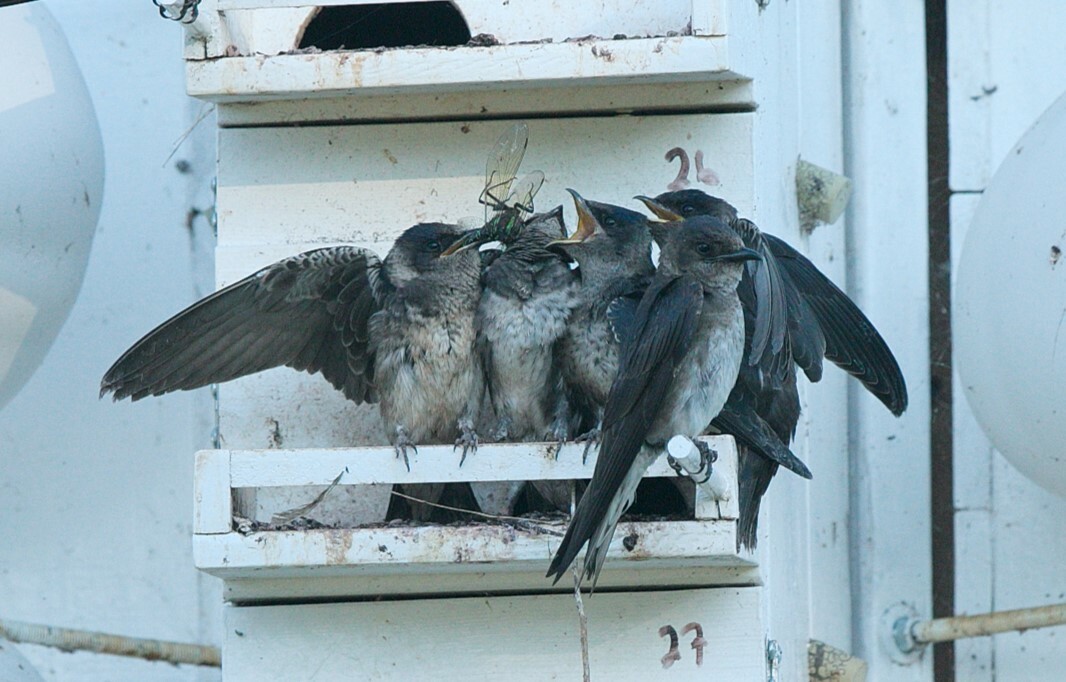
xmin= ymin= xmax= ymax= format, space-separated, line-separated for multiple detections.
xmin=443 ymin=123 xmax=545 ymax=255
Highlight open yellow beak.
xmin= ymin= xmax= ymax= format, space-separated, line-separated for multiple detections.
xmin=635 ymin=195 xmax=684 ymax=222
xmin=548 ymin=188 xmax=601 ymax=246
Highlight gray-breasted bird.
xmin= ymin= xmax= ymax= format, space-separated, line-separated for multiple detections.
xmin=445 ymin=206 xmax=581 ymax=514
xmin=550 ymin=190 xmax=657 ymax=447
xmin=100 ymin=222 xmax=485 ymax=522
xmin=546 ymin=215 xmax=790 ymax=586
xmin=639 ymin=189 xmax=907 ymax=548
xmin=472 ymin=206 xmax=578 ymax=444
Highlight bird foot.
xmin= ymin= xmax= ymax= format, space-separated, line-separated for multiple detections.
xmin=667 ymin=440 xmax=716 ymax=484
xmin=492 ymin=417 xmax=513 ymax=443
xmin=393 ymin=427 xmax=418 ymax=472
xmin=574 ymin=427 xmax=601 ymax=464
xmin=455 ymin=418 xmax=479 ymax=466
xmin=544 ymin=422 xmax=570 ymax=460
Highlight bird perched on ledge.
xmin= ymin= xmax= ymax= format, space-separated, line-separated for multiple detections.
xmin=444 ymin=205 xmax=580 ymax=514
xmin=550 ymin=190 xmax=657 ymax=450
xmin=101 ymin=222 xmax=485 ymax=522
xmin=547 ymin=215 xmax=779 ymax=587
xmin=639 ymin=189 xmax=907 ymax=549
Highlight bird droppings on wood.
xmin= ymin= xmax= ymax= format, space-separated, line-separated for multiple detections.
xmin=466 ymin=33 xmax=500 ymax=47
xmin=622 ymin=532 xmax=639 ymax=551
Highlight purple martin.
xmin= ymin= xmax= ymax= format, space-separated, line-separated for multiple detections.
xmin=546 ymin=216 xmax=771 ymax=586
xmin=100 ymin=222 xmax=485 ymax=522
xmin=442 ymin=206 xmax=581 ymax=514
xmin=550 ymin=190 xmax=657 ymax=449
xmin=639 ymin=189 xmax=906 ymax=548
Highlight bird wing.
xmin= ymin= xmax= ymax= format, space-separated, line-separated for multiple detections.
xmin=732 ymin=219 xmax=789 ymax=370
xmin=764 ymin=234 xmax=908 ymax=415
xmin=547 ymin=275 xmax=703 ymax=583
xmin=101 ymin=246 xmax=386 ymax=404
xmin=712 ymin=402 xmax=811 ymax=479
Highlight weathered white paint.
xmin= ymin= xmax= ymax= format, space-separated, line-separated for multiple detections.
xmin=843 ymin=1 xmax=932 ymax=681
xmin=949 ymin=1 xmax=1066 ymax=679
xmin=186 ymin=37 xmax=735 ymax=102
xmin=0 ymin=4 xmax=222 ymax=681
xmin=188 ymin=0 xmax=709 ymax=58
xmin=223 ymin=588 xmax=764 ymax=681
xmin=193 ymin=440 xmax=745 ymax=597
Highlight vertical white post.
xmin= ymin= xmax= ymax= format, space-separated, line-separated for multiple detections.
xmin=843 ymin=1 xmax=933 ymax=680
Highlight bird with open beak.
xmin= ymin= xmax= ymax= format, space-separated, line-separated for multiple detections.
xmin=547 ymin=215 xmax=774 ymax=587
xmin=549 ymin=190 xmax=657 ymax=454
xmin=101 ymin=222 xmax=486 ymax=522
xmin=637 ymin=189 xmax=907 ymax=549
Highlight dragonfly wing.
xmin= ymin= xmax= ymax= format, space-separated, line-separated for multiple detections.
xmin=480 ymin=123 xmax=529 ymax=212
xmin=505 ymin=170 xmax=545 ymax=214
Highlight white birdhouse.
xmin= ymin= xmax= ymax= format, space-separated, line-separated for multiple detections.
xmin=175 ymin=1 xmax=838 ymax=679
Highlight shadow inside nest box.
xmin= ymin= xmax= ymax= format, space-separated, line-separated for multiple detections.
xmin=299 ymin=3 xmax=472 ymax=51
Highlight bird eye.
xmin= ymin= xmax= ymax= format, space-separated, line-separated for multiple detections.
xmin=696 ymin=242 xmax=712 ymax=255
xmin=682 ymin=204 xmax=696 ymax=215
xmin=603 ymin=217 xmax=618 ymax=228
xmin=427 ymin=240 xmax=441 ymax=251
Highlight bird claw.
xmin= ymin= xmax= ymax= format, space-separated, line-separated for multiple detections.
xmin=492 ymin=417 xmax=512 ymax=443
xmin=393 ymin=430 xmax=418 ymax=472
xmin=693 ymin=441 xmax=717 ymax=484
xmin=455 ymin=419 xmax=479 ymax=466
xmin=667 ymin=440 xmax=716 ymax=484
xmin=574 ymin=427 xmax=600 ymax=464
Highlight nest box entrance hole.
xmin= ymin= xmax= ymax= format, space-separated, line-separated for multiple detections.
xmin=299 ymin=2 xmax=471 ymax=51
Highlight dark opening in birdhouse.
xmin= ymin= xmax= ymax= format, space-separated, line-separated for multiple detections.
xmin=299 ymin=3 xmax=471 ymax=51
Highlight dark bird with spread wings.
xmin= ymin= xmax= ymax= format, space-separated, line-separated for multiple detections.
xmin=638 ymin=189 xmax=907 ymax=549
xmin=546 ymin=215 xmax=769 ymax=587
xmin=100 ymin=222 xmax=485 ymax=520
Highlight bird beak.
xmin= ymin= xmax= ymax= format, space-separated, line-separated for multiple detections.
xmin=548 ymin=189 xmax=600 ymax=246
xmin=715 ymin=247 xmax=763 ymax=263
xmin=440 ymin=230 xmax=481 ymax=257
xmin=634 ymin=195 xmax=683 ymax=222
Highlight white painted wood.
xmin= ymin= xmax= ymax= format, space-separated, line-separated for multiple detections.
xmin=947 ymin=4 xmax=1066 ymax=679
xmin=794 ymin=0 xmax=853 ymax=657
xmin=948 ymin=0 xmax=1066 ymax=192
xmin=194 ymin=441 xmax=746 ymax=598
xmin=214 ymin=80 xmax=755 ymax=126
xmin=223 ymin=588 xmax=765 ymax=681
xmin=195 ymin=450 xmax=234 ymax=535
xmin=843 ymin=1 xmax=932 ymax=680
xmin=224 ymin=437 xmax=735 ymax=496
xmin=949 ymin=194 xmax=994 ymax=680
xmin=197 ymin=0 xmax=701 ymax=58
xmin=186 ymin=36 xmax=734 ymax=102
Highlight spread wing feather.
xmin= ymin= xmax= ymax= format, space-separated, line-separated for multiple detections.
xmin=101 ymin=246 xmax=386 ymax=404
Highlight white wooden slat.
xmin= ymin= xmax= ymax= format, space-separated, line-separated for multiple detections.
xmin=187 ymin=37 xmax=732 ymax=102
xmin=948 ymin=0 xmax=1066 ymax=192
xmin=195 ymin=519 xmax=739 ymax=575
xmin=214 ymin=80 xmax=756 ymax=126
xmin=223 ymin=588 xmax=764 ymax=681
xmin=217 ymin=562 xmax=759 ymax=602
xmin=221 ymin=437 xmax=736 ymax=489
xmin=795 ymin=0 xmax=852 ymax=654
xmin=194 ymin=449 xmax=233 ymax=535
xmin=219 ymin=0 xmax=438 ymax=6
xmin=206 ymin=0 xmax=696 ymax=58
xmin=843 ymin=1 xmax=932 ymax=680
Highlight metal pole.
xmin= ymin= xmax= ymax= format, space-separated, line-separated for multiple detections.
xmin=893 ymin=603 xmax=1066 ymax=655
xmin=0 ymin=618 xmax=221 ymax=668
xmin=913 ymin=603 xmax=1066 ymax=644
